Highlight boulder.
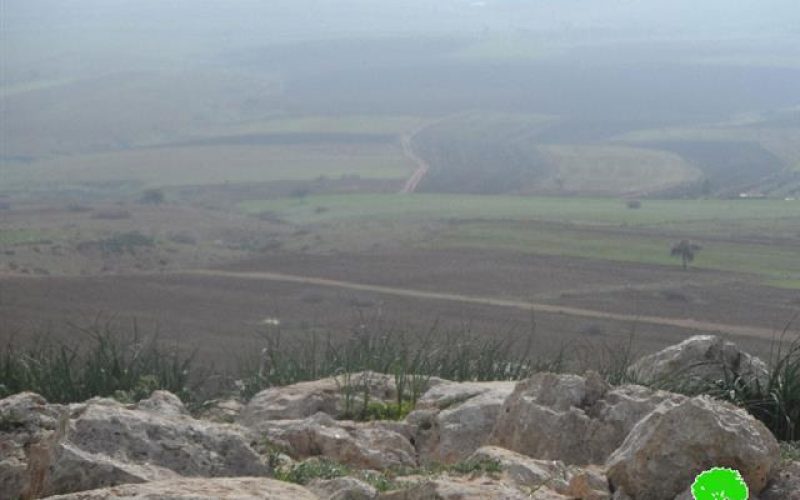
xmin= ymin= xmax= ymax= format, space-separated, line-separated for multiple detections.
xmin=240 ymin=372 xmax=417 ymax=424
xmin=414 ymin=381 xmax=513 ymax=412
xmin=563 ymin=465 xmax=611 ymax=500
xmin=308 ymin=477 xmax=378 ymax=500
xmin=258 ymin=412 xmax=417 ymax=470
xmin=490 ymin=372 xmax=684 ymax=465
xmin=43 ymin=477 xmax=319 ymax=499
xmin=1 ymin=391 xmax=268 ymax=498
xmin=468 ymin=446 xmax=571 ymax=491
xmin=195 ymin=399 xmax=244 ymax=424
xmin=761 ymin=461 xmax=800 ymax=500
xmin=606 ymin=396 xmax=780 ymax=500
xmin=0 ymin=392 xmax=67 ymax=499
xmin=468 ymin=446 xmax=611 ymax=499
xmin=409 ymin=382 xmax=516 ymax=464
xmin=135 ymin=390 xmax=189 ymax=418
xmin=377 ymin=476 xmax=561 ymax=500
xmin=628 ymin=335 xmax=769 ymax=390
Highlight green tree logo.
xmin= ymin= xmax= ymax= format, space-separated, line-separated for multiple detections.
xmin=692 ymin=467 xmax=748 ymax=500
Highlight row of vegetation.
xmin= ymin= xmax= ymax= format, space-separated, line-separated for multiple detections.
xmin=1 ymin=318 xmax=798 ymax=442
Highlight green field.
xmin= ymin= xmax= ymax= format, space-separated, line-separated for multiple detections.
xmin=1 ymin=144 xmax=413 ymax=190
xmin=227 ymin=115 xmax=425 ymax=136
xmin=435 ymin=221 xmax=800 ymax=285
xmin=241 ymin=193 xmax=800 ymax=230
xmin=0 ymin=229 xmax=53 ymax=246
xmin=241 ymin=193 xmax=800 ymax=286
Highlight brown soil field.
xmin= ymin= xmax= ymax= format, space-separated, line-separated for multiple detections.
xmin=223 ymin=249 xmax=800 ymax=334
xmin=2 ymin=246 xmax=794 ymax=368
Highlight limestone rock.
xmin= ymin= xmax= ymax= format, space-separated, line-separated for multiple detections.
xmin=628 ymin=335 xmax=769 ymax=390
xmin=259 ymin=412 xmax=416 ymax=470
xmin=196 ymin=399 xmax=244 ymax=424
xmin=408 ymin=381 xmax=516 ymax=464
xmin=1 ymin=392 xmax=68 ymax=499
xmin=606 ymin=396 xmax=780 ymax=500
xmin=563 ymin=465 xmax=611 ymax=500
xmin=468 ymin=446 xmax=571 ymax=491
xmin=377 ymin=476 xmax=556 ymax=500
xmin=135 ymin=391 xmax=189 ymax=418
xmin=240 ymin=372 xmax=415 ymax=424
xmin=761 ymin=461 xmax=800 ymax=500
xmin=1 ymin=391 xmax=268 ymax=498
xmin=308 ymin=477 xmax=378 ymax=500
xmin=43 ymin=477 xmax=319 ymax=499
xmin=414 ymin=381 xmax=513 ymax=412
xmin=469 ymin=446 xmax=611 ymax=499
xmin=490 ymin=372 xmax=683 ymax=465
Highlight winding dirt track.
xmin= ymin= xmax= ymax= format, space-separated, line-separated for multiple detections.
xmin=183 ymin=269 xmax=779 ymax=341
xmin=399 ymin=130 xmax=430 ymax=194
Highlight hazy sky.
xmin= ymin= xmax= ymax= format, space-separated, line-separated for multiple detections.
xmin=4 ymin=0 xmax=799 ymax=42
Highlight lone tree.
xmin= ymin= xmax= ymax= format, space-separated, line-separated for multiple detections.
xmin=670 ymin=239 xmax=702 ymax=270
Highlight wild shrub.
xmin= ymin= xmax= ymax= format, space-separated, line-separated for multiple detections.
xmin=0 ymin=321 xmax=197 ymax=404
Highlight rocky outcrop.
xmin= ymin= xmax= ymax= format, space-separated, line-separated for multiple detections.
xmin=606 ymin=396 xmax=780 ymax=499
xmin=468 ymin=446 xmax=611 ymax=499
xmin=308 ymin=477 xmax=378 ymax=500
xmin=134 ymin=390 xmax=189 ymax=418
xmin=408 ymin=381 xmax=516 ymax=464
xmin=628 ymin=335 xmax=769 ymax=390
xmin=377 ymin=476 xmax=563 ymax=500
xmin=761 ymin=461 xmax=800 ymax=500
xmin=468 ymin=446 xmax=571 ymax=491
xmin=44 ymin=477 xmax=319 ymax=499
xmin=257 ymin=412 xmax=417 ymax=470
xmin=489 ymin=371 xmax=684 ymax=465
xmin=0 ymin=336 xmax=789 ymax=500
xmin=240 ymin=371 xmax=422 ymax=424
xmin=196 ymin=398 xmax=244 ymax=424
xmin=1 ymin=392 xmax=67 ymax=499
xmin=1 ymin=392 xmax=268 ymax=498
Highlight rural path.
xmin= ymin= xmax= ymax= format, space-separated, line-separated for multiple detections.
xmin=399 ymin=132 xmax=429 ymax=194
xmin=399 ymin=123 xmax=432 ymax=194
xmin=183 ymin=269 xmax=779 ymax=341
xmin=399 ymin=113 xmax=468 ymax=194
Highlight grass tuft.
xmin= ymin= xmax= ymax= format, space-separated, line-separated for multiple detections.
xmin=0 ymin=320 xmax=198 ymax=404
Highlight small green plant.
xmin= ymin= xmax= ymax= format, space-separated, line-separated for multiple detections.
xmin=780 ymin=441 xmax=800 ymax=462
xmin=356 ymin=400 xmax=414 ymax=421
xmin=359 ymin=470 xmax=399 ymax=492
xmin=274 ymin=458 xmax=350 ymax=485
xmin=449 ymin=458 xmax=503 ymax=475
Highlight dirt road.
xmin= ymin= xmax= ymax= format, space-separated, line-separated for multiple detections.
xmin=183 ymin=269 xmax=780 ymax=341
xmin=399 ymin=131 xmax=429 ymax=194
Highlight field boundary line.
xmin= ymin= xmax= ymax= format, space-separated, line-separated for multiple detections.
xmin=182 ymin=269 xmax=778 ymax=340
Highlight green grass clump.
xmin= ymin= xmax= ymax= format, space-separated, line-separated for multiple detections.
xmin=0 ymin=322 xmax=197 ymax=404
xmin=780 ymin=441 xmax=800 ymax=462
xmin=235 ymin=319 xmax=558 ymax=405
xmin=98 ymin=231 xmax=155 ymax=254
xmin=274 ymin=458 xmax=351 ymax=485
xmin=340 ymin=400 xmax=415 ymax=422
